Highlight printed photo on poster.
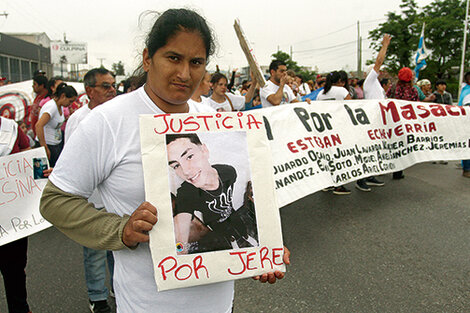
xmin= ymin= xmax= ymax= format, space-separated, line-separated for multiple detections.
xmin=32 ymin=157 xmax=48 ymax=179
xmin=165 ymin=132 xmax=259 ymax=255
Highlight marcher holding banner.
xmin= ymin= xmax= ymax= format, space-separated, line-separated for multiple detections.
xmin=40 ymin=8 xmax=288 ymax=313
xmin=0 ymin=116 xmax=32 ymax=313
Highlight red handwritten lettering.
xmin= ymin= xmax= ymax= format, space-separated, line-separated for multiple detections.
xmin=158 ymin=256 xmax=177 ymax=281
xmin=227 ymin=251 xmax=247 ymax=275
xmin=260 ymin=247 xmax=273 ymax=269
xmin=193 ymin=255 xmax=209 ymax=279
xmin=272 ymin=248 xmax=283 ymax=265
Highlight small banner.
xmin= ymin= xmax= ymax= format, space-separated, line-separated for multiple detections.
xmin=0 ymin=148 xmax=51 ymax=246
xmin=140 ymin=112 xmax=285 ymax=291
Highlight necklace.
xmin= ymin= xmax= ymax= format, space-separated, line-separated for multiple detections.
xmin=202 ymin=176 xmax=223 ymax=197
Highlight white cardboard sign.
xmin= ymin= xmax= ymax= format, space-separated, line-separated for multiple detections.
xmin=0 ymin=148 xmax=51 ymax=245
xmin=140 ymin=111 xmax=285 ymax=291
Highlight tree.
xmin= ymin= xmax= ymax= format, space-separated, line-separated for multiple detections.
xmin=423 ymin=0 xmax=468 ymax=79
xmin=112 ymin=61 xmax=125 ymax=76
xmin=271 ymin=50 xmax=300 ymax=72
xmin=368 ymin=0 xmax=422 ymax=73
xmin=368 ymin=0 xmax=469 ymax=95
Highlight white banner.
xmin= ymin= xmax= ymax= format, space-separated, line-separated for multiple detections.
xmin=264 ymin=100 xmax=470 ymax=207
xmin=50 ymin=41 xmax=88 ymax=64
xmin=0 ymin=148 xmax=51 ymax=246
xmin=140 ymin=113 xmax=284 ymax=291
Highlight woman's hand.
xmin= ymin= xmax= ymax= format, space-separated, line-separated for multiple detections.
xmin=122 ymin=201 xmax=158 ymax=248
xmin=252 ymin=246 xmax=291 ymax=284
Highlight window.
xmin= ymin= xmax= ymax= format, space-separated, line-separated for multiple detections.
xmin=9 ymin=58 xmax=20 ymax=82
xmin=21 ymin=60 xmax=30 ymax=80
xmin=0 ymin=56 xmax=8 ymax=79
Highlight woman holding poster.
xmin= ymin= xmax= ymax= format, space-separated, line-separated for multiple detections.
xmin=40 ymin=8 xmax=288 ymax=313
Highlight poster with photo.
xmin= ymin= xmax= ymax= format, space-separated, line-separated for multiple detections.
xmin=0 ymin=147 xmax=51 ymax=246
xmin=140 ymin=112 xmax=285 ymax=291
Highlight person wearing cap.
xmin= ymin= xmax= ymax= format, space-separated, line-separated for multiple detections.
xmin=33 ymin=69 xmax=46 ymax=77
xmin=432 ymin=80 xmax=452 ymax=105
xmin=416 ymin=79 xmax=436 ymax=102
xmin=0 ymin=77 xmax=6 ymax=86
xmin=387 ymin=67 xmax=419 ymax=101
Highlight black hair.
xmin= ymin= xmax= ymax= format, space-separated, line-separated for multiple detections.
xmin=465 ymin=72 xmax=470 ymax=82
xmin=133 ymin=9 xmax=215 ymax=87
xmin=435 ymin=79 xmax=447 ymax=86
xmin=45 ymin=77 xmax=63 ymax=97
xmin=269 ymin=60 xmax=286 ymax=74
xmin=380 ymin=78 xmax=389 ymax=88
xmin=33 ymin=75 xmax=48 ymax=87
xmin=54 ymin=83 xmax=78 ymax=98
xmin=324 ymin=71 xmax=341 ymax=93
xmin=84 ymin=68 xmax=113 ymax=88
xmin=210 ymin=72 xmax=227 ymax=85
xmin=166 ymin=133 xmax=202 ymax=146
xmin=338 ymin=70 xmax=349 ymax=91
xmin=357 ymin=79 xmax=365 ymax=87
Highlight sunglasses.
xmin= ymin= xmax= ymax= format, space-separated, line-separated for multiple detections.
xmin=91 ymin=82 xmax=116 ymax=90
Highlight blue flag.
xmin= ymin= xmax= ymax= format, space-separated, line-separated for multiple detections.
xmin=414 ymin=23 xmax=428 ymax=80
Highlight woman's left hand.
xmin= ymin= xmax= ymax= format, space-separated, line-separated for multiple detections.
xmin=252 ymin=246 xmax=290 ymax=284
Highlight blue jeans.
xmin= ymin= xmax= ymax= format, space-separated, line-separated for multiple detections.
xmin=83 ymin=247 xmax=114 ymax=301
xmin=463 ymin=160 xmax=470 ymax=171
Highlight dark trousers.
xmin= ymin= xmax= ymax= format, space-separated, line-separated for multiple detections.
xmin=47 ymin=143 xmax=63 ymax=167
xmin=0 ymin=237 xmax=30 ymax=313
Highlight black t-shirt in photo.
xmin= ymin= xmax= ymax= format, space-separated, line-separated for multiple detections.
xmin=175 ymin=164 xmax=236 ymax=230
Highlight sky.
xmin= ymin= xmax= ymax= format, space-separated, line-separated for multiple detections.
xmin=0 ymin=0 xmax=434 ymax=76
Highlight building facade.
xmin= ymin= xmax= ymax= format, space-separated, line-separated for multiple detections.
xmin=0 ymin=32 xmax=52 ymax=82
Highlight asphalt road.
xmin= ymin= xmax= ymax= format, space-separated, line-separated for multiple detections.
xmin=1 ymin=162 xmax=469 ymax=313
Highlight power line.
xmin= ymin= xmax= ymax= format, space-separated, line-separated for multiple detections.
xmin=283 ymin=18 xmax=386 ymax=47
xmin=294 ymin=40 xmax=357 ymax=54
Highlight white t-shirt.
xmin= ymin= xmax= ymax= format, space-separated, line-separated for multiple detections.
xmin=64 ymin=103 xmax=104 ymax=208
xmin=187 ymin=96 xmax=212 ymax=109
xmin=49 ymin=87 xmax=233 ymax=313
xmin=260 ymin=80 xmax=296 ymax=108
xmin=316 ymin=86 xmax=349 ymax=101
xmin=363 ymin=69 xmax=386 ymax=100
xmin=208 ymin=93 xmax=245 ymax=111
xmin=38 ymin=99 xmax=64 ymax=145
xmin=299 ymin=82 xmax=311 ymax=96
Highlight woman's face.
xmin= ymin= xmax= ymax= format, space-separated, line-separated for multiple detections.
xmin=58 ymin=94 xmax=76 ymax=107
xmin=212 ymin=77 xmax=227 ymax=97
xmin=198 ymin=72 xmax=211 ymax=96
xmin=143 ymin=30 xmax=207 ymax=113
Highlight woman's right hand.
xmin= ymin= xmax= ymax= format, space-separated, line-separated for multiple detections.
xmin=122 ymin=201 xmax=158 ymax=248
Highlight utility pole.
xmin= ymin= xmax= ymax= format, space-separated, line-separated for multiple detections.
xmin=290 ymin=46 xmax=293 ymax=59
xmin=357 ymin=20 xmax=362 ymax=78
xmin=459 ymin=0 xmax=470 ymax=100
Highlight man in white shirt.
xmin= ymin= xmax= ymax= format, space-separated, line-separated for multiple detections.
xmin=363 ymin=34 xmax=391 ymax=101
xmin=65 ymin=68 xmax=117 ymax=313
xmin=260 ymin=60 xmax=298 ymax=108
xmin=356 ymin=34 xmax=391 ymax=192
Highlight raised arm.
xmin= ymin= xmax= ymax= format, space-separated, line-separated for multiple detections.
xmin=374 ymin=34 xmax=392 ymax=73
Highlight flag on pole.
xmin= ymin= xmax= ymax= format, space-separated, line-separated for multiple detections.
xmin=414 ymin=23 xmax=428 ymax=80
